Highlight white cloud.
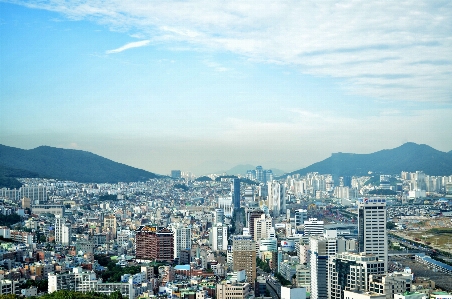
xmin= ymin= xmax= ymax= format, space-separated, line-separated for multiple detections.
xmin=106 ymin=40 xmax=150 ymax=54
xmin=12 ymin=0 xmax=452 ymax=102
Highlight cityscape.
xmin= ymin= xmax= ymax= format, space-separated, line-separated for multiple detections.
xmin=0 ymin=164 xmax=451 ymax=299
xmin=1 ymin=1 xmax=452 ymax=299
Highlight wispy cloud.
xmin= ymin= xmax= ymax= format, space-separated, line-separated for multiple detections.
xmin=12 ymin=0 xmax=452 ymax=102
xmin=106 ymin=40 xmax=150 ymax=54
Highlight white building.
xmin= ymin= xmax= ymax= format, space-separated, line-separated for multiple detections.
xmin=210 ymin=223 xmax=228 ymax=251
xmin=55 ymin=215 xmax=72 ymax=246
xmin=281 ymin=286 xmax=307 ymax=299
xmin=218 ymin=197 xmax=233 ymax=217
xmin=304 ymin=218 xmax=324 ymax=236
xmin=170 ymin=223 xmax=191 ymax=259
xmin=358 ymin=198 xmax=388 ymax=272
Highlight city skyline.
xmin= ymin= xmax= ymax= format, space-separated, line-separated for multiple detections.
xmin=1 ymin=1 xmax=451 ymax=175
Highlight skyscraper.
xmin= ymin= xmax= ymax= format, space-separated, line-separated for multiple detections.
xmin=309 ymin=231 xmax=338 ymax=299
xmin=256 ymin=166 xmax=264 ymax=182
xmin=170 ymin=223 xmax=191 ymax=260
xmin=210 ymin=223 xmax=228 ymax=251
xmin=358 ymin=198 xmax=388 ymax=272
xmin=232 ymin=178 xmax=241 ymax=210
xmin=232 ymin=235 xmax=256 ymax=283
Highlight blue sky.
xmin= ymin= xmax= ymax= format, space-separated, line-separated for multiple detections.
xmin=1 ymin=1 xmax=451 ymax=175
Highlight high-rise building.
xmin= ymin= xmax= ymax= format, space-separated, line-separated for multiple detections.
xmin=268 ymin=181 xmax=285 ymax=217
xmin=358 ymin=198 xmax=388 ymax=272
xmin=256 ymin=166 xmax=264 ymax=182
xmin=295 ymin=209 xmax=307 ymax=227
xmin=170 ymin=223 xmax=191 ymax=260
xmin=232 ymin=178 xmax=241 ymax=210
xmin=214 ymin=208 xmax=224 ymax=225
xmin=20 ymin=186 xmax=47 ymax=203
xmin=171 ymin=170 xmax=181 ymax=179
xmin=310 ymin=230 xmax=338 ymax=299
xmin=247 ymin=209 xmax=264 ymax=240
xmin=232 ymin=235 xmax=256 ymax=283
xmin=304 ymin=218 xmax=324 ymax=236
xmin=55 ymin=215 xmax=72 ymax=246
xmin=328 ymin=252 xmax=386 ymax=299
xmin=265 ymin=170 xmax=273 ymax=183
xmin=210 ymin=223 xmax=228 ymax=251
xmin=135 ymin=225 xmax=174 ymax=262
xmin=253 ymin=214 xmax=273 ymax=242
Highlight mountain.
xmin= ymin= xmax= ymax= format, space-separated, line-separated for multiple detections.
xmin=287 ymin=142 xmax=452 ymax=177
xmin=224 ymin=164 xmax=255 ymax=175
xmin=0 ymin=145 xmax=160 ymax=183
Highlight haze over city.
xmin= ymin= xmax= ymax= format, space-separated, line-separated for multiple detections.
xmin=1 ymin=1 xmax=451 ymax=175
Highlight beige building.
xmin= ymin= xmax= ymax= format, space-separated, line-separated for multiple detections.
xmin=216 ymin=281 xmax=253 ymax=299
xmin=21 ymin=197 xmax=31 ymax=209
xmin=232 ymin=235 xmax=256 ymax=284
xmin=103 ymin=215 xmax=117 ymax=238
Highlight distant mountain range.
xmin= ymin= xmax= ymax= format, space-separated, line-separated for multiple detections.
xmin=287 ymin=142 xmax=452 ymax=178
xmin=1 ymin=142 xmax=451 ymax=188
xmin=0 ymin=145 xmax=160 ymax=186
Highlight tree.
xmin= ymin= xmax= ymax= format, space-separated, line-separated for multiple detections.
xmin=386 ymin=221 xmax=396 ymax=230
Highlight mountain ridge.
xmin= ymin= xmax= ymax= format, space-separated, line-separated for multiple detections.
xmin=0 ymin=144 xmax=160 ymax=184
xmin=286 ymin=142 xmax=452 ymax=177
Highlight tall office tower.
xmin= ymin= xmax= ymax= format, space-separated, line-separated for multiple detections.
xmin=358 ymin=198 xmax=388 ymax=272
xmin=214 ymin=208 xmax=225 ymax=225
xmin=103 ymin=215 xmax=117 ymax=238
xmin=55 ymin=215 xmax=72 ymax=246
xmin=210 ymin=223 xmax=228 ymax=251
xmin=268 ymin=181 xmax=285 ymax=217
xmin=135 ymin=225 xmax=174 ymax=262
xmin=253 ymin=214 xmax=273 ymax=242
xmin=310 ymin=230 xmax=338 ymax=299
xmin=20 ymin=186 xmax=47 ymax=203
xmin=248 ymin=210 xmax=264 ymax=240
xmin=232 ymin=178 xmax=241 ymax=210
xmin=328 ymin=252 xmax=386 ymax=299
xmin=304 ymin=218 xmax=324 ymax=236
xmin=170 ymin=223 xmax=191 ymax=260
xmin=171 ymin=170 xmax=182 ymax=179
xmin=232 ymin=235 xmax=256 ymax=283
xmin=256 ymin=166 xmax=264 ymax=182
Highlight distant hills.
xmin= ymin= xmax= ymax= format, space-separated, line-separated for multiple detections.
xmin=287 ymin=142 xmax=452 ymax=178
xmin=1 ymin=142 xmax=451 ymax=188
xmin=0 ymin=145 xmax=160 ymax=185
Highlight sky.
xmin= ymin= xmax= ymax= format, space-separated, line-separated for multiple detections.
xmin=1 ymin=0 xmax=452 ymax=176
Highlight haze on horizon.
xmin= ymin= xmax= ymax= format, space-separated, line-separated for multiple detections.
xmin=1 ymin=1 xmax=451 ymax=176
